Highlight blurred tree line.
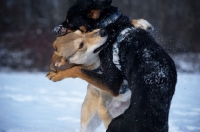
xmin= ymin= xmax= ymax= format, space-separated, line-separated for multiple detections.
xmin=0 ymin=0 xmax=199 ymax=71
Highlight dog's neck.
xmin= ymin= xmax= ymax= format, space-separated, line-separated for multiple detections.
xmin=98 ymin=6 xmax=121 ymax=28
xmin=113 ymin=27 xmax=136 ymax=70
xmin=82 ymin=58 xmax=100 ymax=70
xmin=99 ymin=11 xmax=121 ymax=28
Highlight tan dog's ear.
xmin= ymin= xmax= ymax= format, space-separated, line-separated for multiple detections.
xmin=87 ymin=9 xmax=101 ymax=19
xmin=79 ymin=26 xmax=87 ymax=33
xmin=74 ymin=30 xmax=82 ymax=35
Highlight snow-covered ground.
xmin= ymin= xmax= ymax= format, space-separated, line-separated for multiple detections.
xmin=0 ymin=72 xmax=200 ymax=132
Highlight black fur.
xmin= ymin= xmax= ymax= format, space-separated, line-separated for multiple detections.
xmin=62 ymin=0 xmax=113 ymax=31
xmin=81 ymin=11 xmax=177 ymax=132
xmin=58 ymin=2 xmax=177 ymax=131
xmin=53 ymin=0 xmax=123 ymax=36
xmin=53 ymin=0 xmax=113 ymax=36
xmin=65 ymin=6 xmax=119 ymax=31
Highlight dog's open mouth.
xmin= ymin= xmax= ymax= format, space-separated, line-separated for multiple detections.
xmin=93 ymin=44 xmax=105 ymax=53
xmin=55 ymin=64 xmax=69 ymax=71
xmin=50 ymin=59 xmax=76 ymax=72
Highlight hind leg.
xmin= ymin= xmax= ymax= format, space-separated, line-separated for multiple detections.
xmin=80 ymin=84 xmax=101 ymax=132
xmin=97 ymin=92 xmax=113 ymax=129
xmin=81 ymin=112 xmax=101 ymax=132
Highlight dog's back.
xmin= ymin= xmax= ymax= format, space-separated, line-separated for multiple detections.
xmin=99 ymin=26 xmax=177 ymax=131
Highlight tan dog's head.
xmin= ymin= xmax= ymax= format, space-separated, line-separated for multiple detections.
xmin=50 ymin=29 xmax=107 ymax=71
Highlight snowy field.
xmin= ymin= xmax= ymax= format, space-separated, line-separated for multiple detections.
xmin=0 ymin=72 xmax=200 ymax=132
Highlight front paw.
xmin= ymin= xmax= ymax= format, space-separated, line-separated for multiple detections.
xmin=132 ymin=19 xmax=154 ymax=31
xmin=46 ymin=72 xmax=62 ymax=82
xmin=52 ymin=25 xmax=67 ymax=37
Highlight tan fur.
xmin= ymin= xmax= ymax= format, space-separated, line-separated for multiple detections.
xmin=66 ymin=29 xmax=73 ymax=33
xmin=50 ymin=29 xmax=107 ymax=70
xmin=131 ymin=19 xmax=154 ymax=30
xmin=47 ymin=30 xmax=131 ymax=131
xmin=79 ymin=26 xmax=87 ymax=32
xmin=131 ymin=19 xmax=141 ymax=27
xmin=88 ymin=9 xmax=101 ymax=19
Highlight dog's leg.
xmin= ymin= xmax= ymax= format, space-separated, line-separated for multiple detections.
xmin=80 ymin=68 xmax=123 ymax=96
xmin=81 ymin=85 xmax=101 ymax=132
xmin=97 ymin=92 xmax=113 ymax=129
xmin=47 ymin=66 xmax=122 ymax=96
xmin=131 ymin=19 xmax=154 ymax=30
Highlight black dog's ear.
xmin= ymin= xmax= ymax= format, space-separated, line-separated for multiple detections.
xmin=87 ymin=9 xmax=101 ymax=19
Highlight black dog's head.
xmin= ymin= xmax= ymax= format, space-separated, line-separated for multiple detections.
xmin=52 ymin=0 xmax=116 ymax=36
xmin=69 ymin=0 xmax=112 ymax=10
xmin=63 ymin=0 xmax=113 ymax=33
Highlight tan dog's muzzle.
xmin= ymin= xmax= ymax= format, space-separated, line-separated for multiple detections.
xmin=50 ymin=52 xmax=75 ymax=72
xmin=50 ymin=53 xmax=62 ymax=72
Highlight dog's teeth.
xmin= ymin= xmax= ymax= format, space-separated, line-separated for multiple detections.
xmin=55 ymin=62 xmax=59 ymax=67
xmin=55 ymin=62 xmax=62 ymax=67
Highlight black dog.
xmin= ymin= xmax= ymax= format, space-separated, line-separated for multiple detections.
xmin=79 ymin=16 xmax=177 ymax=132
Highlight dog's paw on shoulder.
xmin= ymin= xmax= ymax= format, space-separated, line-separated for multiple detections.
xmin=131 ymin=19 xmax=154 ymax=31
xmin=52 ymin=25 xmax=67 ymax=37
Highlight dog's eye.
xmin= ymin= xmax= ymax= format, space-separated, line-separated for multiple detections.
xmin=79 ymin=42 xmax=84 ymax=49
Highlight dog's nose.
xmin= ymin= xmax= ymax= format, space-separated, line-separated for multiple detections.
xmin=100 ymin=29 xmax=107 ymax=37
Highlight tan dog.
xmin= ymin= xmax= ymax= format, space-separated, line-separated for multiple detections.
xmin=48 ymin=29 xmax=131 ymax=132
xmin=48 ymin=20 xmax=153 ymax=132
